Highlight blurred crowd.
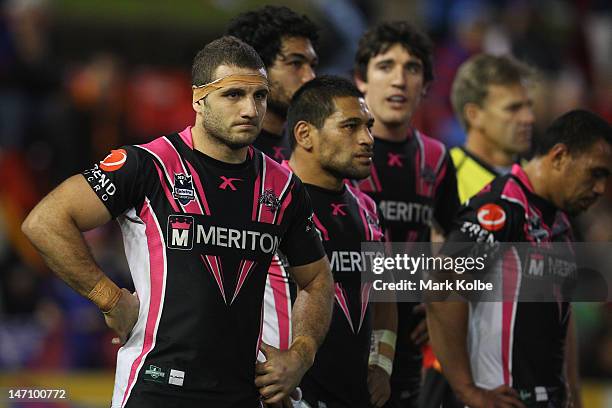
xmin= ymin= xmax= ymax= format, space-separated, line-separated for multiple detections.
xmin=1 ymin=0 xmax=611 ymax=380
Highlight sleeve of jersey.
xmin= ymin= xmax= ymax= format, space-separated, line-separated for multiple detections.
xmin=439 ymin=191 xmax=524 ymax=275
xmin=81 ymin=146 xmax=145 ymax=218
xmin=279 ymin=177 xmax=326 ymax=267
xmin=433 ymin=152 xmax=461 ymax=235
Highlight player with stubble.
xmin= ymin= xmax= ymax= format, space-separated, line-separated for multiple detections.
xmin=22 ymin=36 xmax=333 ymax=408
xmin=227 ymin=5 xmax=318 ymax=163
xmin=284 ymin=75 xmax=397 ymax=408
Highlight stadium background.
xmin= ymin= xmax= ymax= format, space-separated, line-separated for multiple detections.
xmin=0 ymin=0 xmax=610 ymax=406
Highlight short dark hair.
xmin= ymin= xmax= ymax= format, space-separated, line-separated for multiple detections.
xmin=226 ymin=6 xmax=318 ymax=68
xmin=533 ymin=110 xmax=612 ymax=157
xmin=287 ymin=75 xmax=363 ymax=150
xmin=355 ymin=21 xmax=433 ymax=84
xmin=191 ymin=36 xmax=265 ymax=86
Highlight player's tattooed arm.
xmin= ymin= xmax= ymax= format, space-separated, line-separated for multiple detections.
xmin=255 ymin=256 xmax=333 ymax=404
xmin=22 ymin=175 xmax=139 ymax=343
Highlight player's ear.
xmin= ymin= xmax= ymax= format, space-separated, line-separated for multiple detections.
xmin=192 ymin=99 xmax=206 ymax=114
xmin=421 ymin=82 xmax=431 ymax=98
xmin=293 ymin=120 xmax=314 ymax=151
xmin=354 ymin=72 xmax=368 ymax=94
xmin=549 ymin=143 xmax=570 ymax=170
xmin=464 ymin=102 xmax=481 ymax=129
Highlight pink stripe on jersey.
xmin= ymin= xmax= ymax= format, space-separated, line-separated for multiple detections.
xmin=347 ymin=186 xmax=373 ymax=241
xmin=202 ymin=255 xmax=226 ymax=303
xmin=501 ymin=249 xmax=521 ymax=386
xmin=433 ymin=160 xmax=447 ymax=195
xmin=510 ymin=164 xmax=535 ymax=193
xmin=358 ymin=165 xmax=382 ymax=193
xmin=416 ymin=132 xmax=446 ymax=197
xmin=275 ymin=190 xmax=292 ymax=225
xmin=334 ymin=283 xmax=355 ymax=333
xmin=121 ymin=200 xmax=165 ymax=407
xmin=269 ymin=262 xmax=291 ymax=350
xmin=358 ymin=282 xmax=372 ymax=333
xmin=231 ymin=259 xmax=256 ymax=304
xmin=501 ymin=179 xmax=528 ymax=211
xmin=257 ymin=303 xmax=265 ymax=358
xmin=153 ymin=162 xmax=179 ymax=213
xmin=312 ymin=214 xmax=330 ymax=241
xmin=184 ymin=160 xmax=210 ymax=215
xmin=178 ymin=126 xmax=194 ymax=149
xmin=258 ymin=155 xmax=292 ymax=224
xmin=252 ymin=171 xmax=262 ymax=222
xmin=370 ymin=165 xmax=383 ymax=192
xmin=140 ymin=137 xmax=203 ymax=214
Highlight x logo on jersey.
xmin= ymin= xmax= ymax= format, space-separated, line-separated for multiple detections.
xmin=272 ymin=146 xmax=287 ymax=161
xmin=387 ymin=153 xmax=404 ymax=167
xmin=331 ymin=203 xmax=347 ymax=216
xmin=218 ymin=176 xmax=243 ymax=191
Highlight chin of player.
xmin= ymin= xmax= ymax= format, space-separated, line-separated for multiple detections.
xmin=345 ymin=162 xmax=371 ymax=180
xmin=379 ymin=108 xmax=411 ymax=129
xmin=226 ymin=128 xmax=259 ymax=149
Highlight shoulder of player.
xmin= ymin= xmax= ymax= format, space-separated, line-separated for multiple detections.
xmin=345 ymin=183 xmax=378 ymax=215
xmin=463 ymin=179 xmax=526 ymax=229
xmin=415 ymin=129 xmax=448 ymax=155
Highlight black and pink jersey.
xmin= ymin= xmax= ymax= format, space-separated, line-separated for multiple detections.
xmin=253 ymin=129 xmax=291 ymax=163
xmin=82 ymin=127 xmax=324 ymax=408
xmin=358 ymin=130 xmax=460 ymax=391
xmin=298 ymin=180 xmax=384 ymax=407
xmin=444 ymin=164 xmax=572 ymax=392
xmin=358 ymin=130 xmax=459 ymax=242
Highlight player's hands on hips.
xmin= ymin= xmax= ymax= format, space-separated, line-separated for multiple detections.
xmin=255 ymin=342 xmax=311 ymax=405
xmin=105 ymin=289 xmax=139 ymax=345
xmin=460 ymin=384 xmax=526 ymax=408
xmin=367 ymin=365 xmax=391 ymax=407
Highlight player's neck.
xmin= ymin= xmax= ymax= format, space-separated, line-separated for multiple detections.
xmin=465 ymin=130 xmax=516 ymax=167
xmin=522 ymin=158 xmax=556 ymax=204
xmin=192 ymin=123 xmax=248 ymax=164
xmin=288 ymin=155 xmax=344 ymax=191
xmin=371 ymin=119 xmax=411 ymax=142
xmin=262 ymin=112 xmax=285 ymax=137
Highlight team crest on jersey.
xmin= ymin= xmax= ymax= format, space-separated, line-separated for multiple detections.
xmin=173 ymin=173 xmax=195 ymax=205
xmin=365 ymin=212 xmax=377 ymax=228
xmin=305 ymin=213 xmax=315 ymax=232
xmin=259 ymin=188 xmax=281 ymax=213
xmin=421 ymin=165 xmax=437 ymax=184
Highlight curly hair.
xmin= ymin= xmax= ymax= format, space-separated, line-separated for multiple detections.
xmin=226 ymin=5 xmax=318 ymax=68
xmin=355 ymin=21 xmax=433 ymax=84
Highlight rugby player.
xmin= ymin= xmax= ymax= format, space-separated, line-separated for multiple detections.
xmin=354 ymin=21 xmax=460 ymax=408
xmin=421 ymin=53 xmax=537 ymax=408
xmin=22 ymin=36 xmax=334 ymax=408
xmin=427 ymin=110 xmax=612 ymax=408
xmin=227 ymin=5 xmax=318 ymax=163
xmin=282 ymin=75 xmax=396 ymax=408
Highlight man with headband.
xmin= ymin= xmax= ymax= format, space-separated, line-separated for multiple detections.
xmin=227 ymin=5 xmax=318 ymax=163
xmin=22 ymin=36 xmax=334 ymax=408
